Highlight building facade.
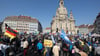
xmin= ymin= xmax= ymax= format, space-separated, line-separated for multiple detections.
xmin=2 ymin=15 xmax=42 ymax=34
xmin=51 ymin=0 xmax=76 ymax=34
xmin=43 ymin=27 xmax=51 ymax=33
xmin=93 ymin=13 xmax=100 ymax=34
xmin=77 ymin=24 xmax=94 ymax=34
xmin=0 ymin=22 xmax=3 ymax=35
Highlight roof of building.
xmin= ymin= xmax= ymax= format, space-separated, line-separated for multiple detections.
xmin=88 ymin=25 xmax=94 ymax=28
xmin=4 ymin=15 xmax=38 ymax=23
xmin=78 ymin=24 xmax=87 ymax=28
xmin=78 ymin=24 xmax=94 ymax=28
xmin=45 ymin=27 xmax=51 ymax=30
xmin=75 ymin=26 xmax=78 ymax=28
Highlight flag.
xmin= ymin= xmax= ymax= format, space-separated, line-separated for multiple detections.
xmin=4 ymin=24 xmax=18 ymax=39
xmin=60 ymin=29 xmax=72 ymax=45
xmin=51 ymin=35 xmax=55 ymax=44
xmin=60 ymin=29 xmax=73 ymax=50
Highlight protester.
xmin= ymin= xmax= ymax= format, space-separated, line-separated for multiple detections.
xmin=78 ymin=50 xmax=88 ymax=56
xmin=0 ymin=29 xmax=100 ymax=56
xmin=62 ymin=42 xmax=69 ymax=56
xmin=52 ymin=43 xmax=60 ymax=56
xmin=37 ymin=40 xmax=43 ymax=55
xmin=95 ymin=44 xmax=100 ymax=56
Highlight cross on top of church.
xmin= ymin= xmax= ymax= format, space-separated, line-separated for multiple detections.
xmin=59 ymin=0 xmax=64 ymax=7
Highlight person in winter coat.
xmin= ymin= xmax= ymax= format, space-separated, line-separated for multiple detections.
xmin=73 ymin=46 xmax=79 ymax=53
xmin=62 ymin=42 xmax=69 ymax=56
xmin=5 ymin=46 xmax=16 ymax=56
xmin=52 ymin=43 xmax=60 ymax=56
xmin=23 ymin=38 xmax=28 ymax=49
xmin=37 ymin=40 xmax=43 ymax=55
xmin=79 ymin=50 xmax=88 ymax=56
xmin=95 ymin=44 xmax=100 ymax=56
xmin=23 ymin=38 xmax=29 ymax=56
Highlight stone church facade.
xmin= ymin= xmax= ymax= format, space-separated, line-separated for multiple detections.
xmin=51 ymin=0 xmax=76 ymax=34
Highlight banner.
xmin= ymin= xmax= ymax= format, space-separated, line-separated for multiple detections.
xmin=44 ymin=39 xmax=53 ymax=47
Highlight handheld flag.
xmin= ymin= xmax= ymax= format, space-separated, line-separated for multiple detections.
xmin=51 ymin=35 xmax=55 ymax=44
xmin=4 ymin=24 xmax=18 ymax=39
xmin=60 ymin=29 xmax=72 ymax=45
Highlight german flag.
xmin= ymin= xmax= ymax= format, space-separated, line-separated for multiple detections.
xmin=4 ymin=24 xmax=18 ymax=39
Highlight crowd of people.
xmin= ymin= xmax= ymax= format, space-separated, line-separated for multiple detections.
xmin=0 ymin=32 xmax=100 ymax=56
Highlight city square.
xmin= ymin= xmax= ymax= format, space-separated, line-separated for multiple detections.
xmin=0 ymin=0 xmax=100 ymax=56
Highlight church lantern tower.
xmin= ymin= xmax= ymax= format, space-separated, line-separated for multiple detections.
xmin=51 ymin=0 xmax=76 ymax=34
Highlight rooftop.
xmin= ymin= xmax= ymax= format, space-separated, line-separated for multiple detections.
xmin=4 ymin=15 xmax=38 ymax=23
xmin=78 ymin=24 xmax=94 ymax=28
xmin=45 ymin=27 xmax=51 ymax=30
